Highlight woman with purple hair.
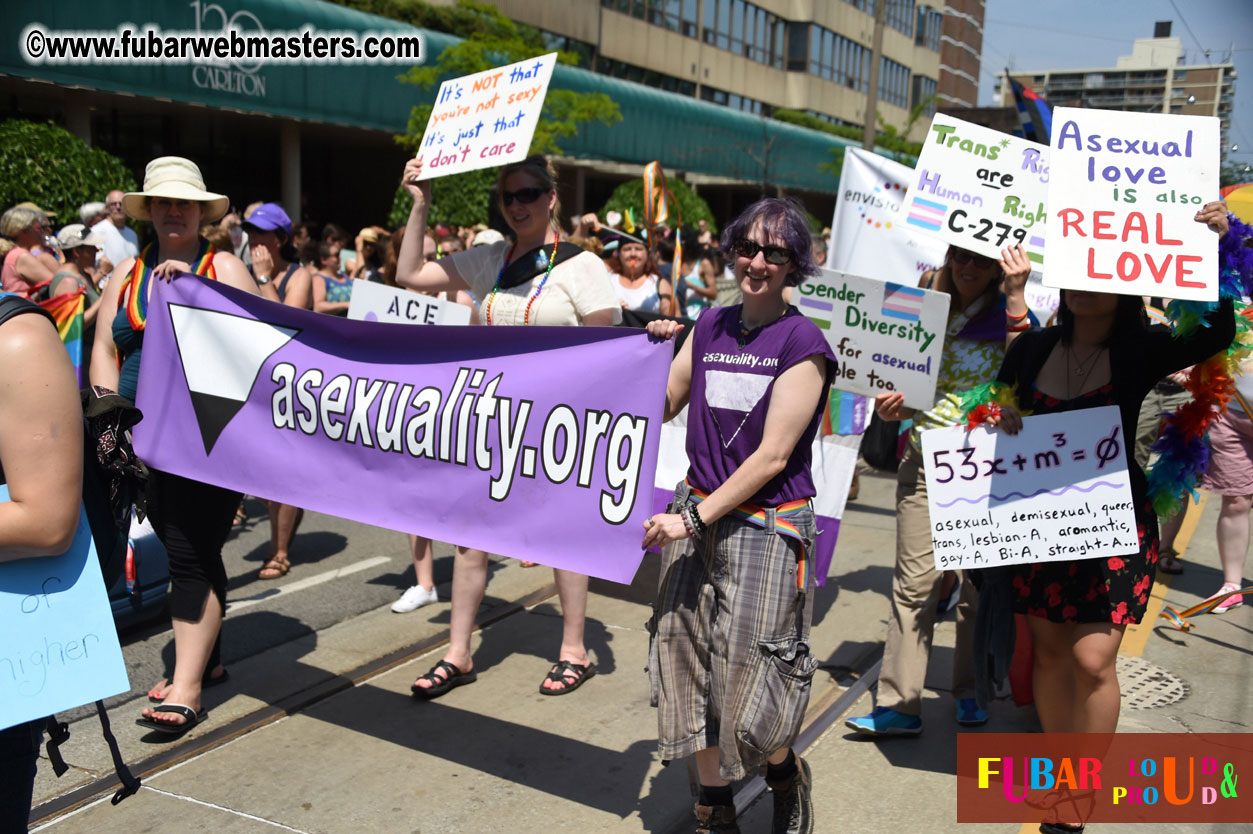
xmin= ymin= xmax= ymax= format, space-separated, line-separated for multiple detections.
xmin=642 ymin=197 xmax=836 ymax=834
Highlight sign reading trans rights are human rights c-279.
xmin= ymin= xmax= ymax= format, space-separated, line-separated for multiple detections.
xmin=132 ymin=276 xmax=669 ymax=584
xmin=898 ymin=114 xmax=1050 ymax=268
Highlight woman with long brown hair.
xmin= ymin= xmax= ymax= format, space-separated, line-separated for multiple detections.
xmin=395 ymin=154 xmax=619 ymax=697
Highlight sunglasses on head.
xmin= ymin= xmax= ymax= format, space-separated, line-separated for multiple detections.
xmin=733 ymin=238 xmax=793 ymax=266
xmin=951 ymin=249 xmax=996 ymax=267
xmin=500 ymin=186 xmax=549 ymax=207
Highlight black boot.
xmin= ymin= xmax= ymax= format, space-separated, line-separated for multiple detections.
xmin=766 ymin=755 xmax=813 ymax=834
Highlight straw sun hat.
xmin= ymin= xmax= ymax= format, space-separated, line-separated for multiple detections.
xmin=122 ymin=157 xmax=229 ymax=223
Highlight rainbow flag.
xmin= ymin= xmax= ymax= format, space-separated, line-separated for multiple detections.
xmin=823 ymin=390 xmax=870 ymax=436
xmin=40 ymin=289 xmax=86 ymax=386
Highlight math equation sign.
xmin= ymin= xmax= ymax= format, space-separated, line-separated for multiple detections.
xmin=920 ymin=406 xmax=1138 ymax=571
xmin=417 ymin=52 xmax=557 ymax=180
xmin=0 ymin=487 xmax=129 ymax=730
xmin=899 ymin=114 xmax=1050 ymax=269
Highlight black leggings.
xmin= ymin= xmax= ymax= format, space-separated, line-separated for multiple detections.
xmin=147 ymin=470 xmax=241 ymax=623
xmin=0 ymin=721 xmax=41 ymax=834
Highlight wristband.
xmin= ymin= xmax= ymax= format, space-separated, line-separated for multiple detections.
xmin=1006 ymin=308 xmax=1029 ymax=322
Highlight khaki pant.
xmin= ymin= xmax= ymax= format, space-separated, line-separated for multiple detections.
xmin=876 ymin=445 xmax=977 ymax=716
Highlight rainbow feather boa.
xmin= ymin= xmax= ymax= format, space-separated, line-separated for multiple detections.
xmin=1146 ymin=214 xmax=1253 ymax=517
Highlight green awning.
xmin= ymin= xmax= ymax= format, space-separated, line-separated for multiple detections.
xmin=2 ymin=0 xmax=852 ymax=193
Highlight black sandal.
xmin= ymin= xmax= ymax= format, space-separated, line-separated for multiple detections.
xmin=411 ymin=660 xmax=476 ymax=699
xmin=539 ymin=660 xmax=597 ymax=695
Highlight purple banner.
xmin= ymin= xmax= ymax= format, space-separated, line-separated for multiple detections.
xmin=133 ymin=277 xmax=669 ymax=584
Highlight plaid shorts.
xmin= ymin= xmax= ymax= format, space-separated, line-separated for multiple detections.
xmin=647 ymin=481 xmax=818 ymax=781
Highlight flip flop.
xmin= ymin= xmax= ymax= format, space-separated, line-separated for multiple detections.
xmin=411 ymin=660 xmax=477 ymax=700
xmin=539 ymin=660 xmax=597 ymax=696
xmin=136 ymin=703 xmax=206 ymax=737
xmin=1158 ymin=552 xmax=1184 ymax=575
xmin=147 ymin=668 xmax=230 ymax=703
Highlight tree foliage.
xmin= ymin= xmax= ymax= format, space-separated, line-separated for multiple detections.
xmin=362 ymin=0 xmax=621 ymax=228
xmin=0 ymin=120 xmax=137 ymax=222
xmin=600 ymin=178 xmax=717 ymax=236
xmin=772 ymin=104 xmax=929 ymax=184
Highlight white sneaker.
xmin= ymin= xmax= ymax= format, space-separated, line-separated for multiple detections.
xmin=391 ymin=585 xmax=438 ymax=613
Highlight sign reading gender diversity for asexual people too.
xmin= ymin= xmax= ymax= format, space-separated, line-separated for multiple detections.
xmin=347 ymin=280 xmax=472 ymax=326
xmin=921 ymin=406 xmax=1138 ymax=572
xmin=0 ymin=489 xmax=129 ymax=730
xmin=1044 ymin=106 xmax=1220 ymax=301
xmin=417 ymin=52 xmax=557 ymax=179
xmin=134 ymin=276 xmax=668 ymax=584
xmin=794 ymin=267 xmax=950 ymax=409
xmin=899 ymin=114 xmax=1050 ymax=268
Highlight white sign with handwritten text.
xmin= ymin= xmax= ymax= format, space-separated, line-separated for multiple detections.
xmin=1043 ymin=107 xmax=1220 ymax=301
xmin=899 ymin=114 xmax=1051 ymax=269
xmin=921 ymin=406 xmax=1138 ymax=571
xmin=417 ymin=52 xmax=558 ymax=180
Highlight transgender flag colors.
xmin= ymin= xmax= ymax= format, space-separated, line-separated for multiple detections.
xmin=40 ymin=289 xmax=86 ymax=386
xmin=881 ymin=282 xmax=926 ymax=322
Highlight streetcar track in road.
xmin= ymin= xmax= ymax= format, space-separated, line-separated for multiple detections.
xmin=29 ymin=582 xmax=559 ymax=826
xmin=225 ymin=555 xmax=394 ymax=613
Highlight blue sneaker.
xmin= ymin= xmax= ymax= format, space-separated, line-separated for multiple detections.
xmin=844 ymin=706 xmax=922 ymax=736
xmin=956 ymin=698 xmax=989 ymax=726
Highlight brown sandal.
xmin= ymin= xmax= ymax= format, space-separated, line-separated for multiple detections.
xmin=258 ymin=555 xmax=290 ymax=580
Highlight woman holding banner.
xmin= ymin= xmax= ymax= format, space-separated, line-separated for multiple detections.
xmin=642 ymin=197 xmax=836 ymax=834
xmin=396 ymin=153 xmax=620 ymax=697
xmin=90 ymin=157 xmax=261 ymax=734
xmin=845 ymin=242 xmax=1033 ymax=738
xmin=979 ymin=204 xmax=1233 ymax=752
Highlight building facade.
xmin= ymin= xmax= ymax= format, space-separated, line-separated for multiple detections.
xmin=997 ymin=23 xmax=1237 ymax=159
xmin=488 ymin=0 xmax=963 ymax=141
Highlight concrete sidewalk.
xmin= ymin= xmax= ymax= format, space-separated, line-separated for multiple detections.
xmin=28 ymin=473 xmax=1252 ymax=833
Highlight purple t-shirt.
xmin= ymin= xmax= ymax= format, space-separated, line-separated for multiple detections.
xmin=686 ymin=305 xmax=837 ymax=506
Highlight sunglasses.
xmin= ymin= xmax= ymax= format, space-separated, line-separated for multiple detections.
xmin=106 ymin=201 xmax=123 ymax=208
xmin=500 ymin=187 xmax=549 ymax=207
xmin=951 ymin=249 xmax=997 ymax=267
xmin=733 ymin=238 xmax=793 ymax=266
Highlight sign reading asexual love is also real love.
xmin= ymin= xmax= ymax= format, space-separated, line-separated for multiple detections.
xmin=900 ymin=114 xmax=1050 ymax=268
xmin=1044 ymin=107 xmax=1220 ymax=301
xmin=417 ymin=52 xmax=557 ymax=179
xmin=795 ymin=268 xmax=950 ymax=409
xmin=921 ymin=406 xmax=1138 ymax=572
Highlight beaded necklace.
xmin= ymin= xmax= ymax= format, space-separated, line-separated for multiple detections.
xmin=483 ymin=230 xmax=559 ymax=326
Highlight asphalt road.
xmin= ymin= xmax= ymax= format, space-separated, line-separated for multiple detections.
xmin=83 ymin=497 xmax=495 ymax=720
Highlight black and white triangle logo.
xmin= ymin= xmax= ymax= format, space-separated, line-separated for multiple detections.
xmin=168 ymin=304 xmax=299 ymax=455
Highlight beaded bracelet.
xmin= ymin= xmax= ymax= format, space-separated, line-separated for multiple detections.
xmin=684 ymin=499 xmax=708 ymax=538
xmin=679 ymin=506 xmax=697 ymax=540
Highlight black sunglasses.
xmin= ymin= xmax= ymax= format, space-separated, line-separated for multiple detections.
xmin=500 ymin=186 xmax=549 ymax=207
xmin=733 ymin=238 xmax=793 ymax=266
xmin=951 ymin=249 xmax=996 ymax=267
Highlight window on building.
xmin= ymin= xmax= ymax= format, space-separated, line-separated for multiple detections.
xmin=911 ymin=74 xmax=937 ymax=116
xmin=787 ymin=22 xmax=808 ymax=71
xmin=1084 ymin=72 xmax=1104 ymax=88
xmin=886 ymin=0 xmax=915 ymax=36
xmin=914 ymin=6 xmax=941 ymax=50
xmin=701 ymin=0 xmax=782 ymax=65
xmin=595 ymin=56 xmax=697 ymax=96
xmin=803 ymin=24 xmax=868 ymax=91
xmin=604 ymin=0 xmax=699 ymax=38
xmin=700 ymin=84 xmax=769 ymax=115
xmin=879 ymin=57 xmax=910 ymax=108
xmin=539 ymin=30 xmax=595 ymax=68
